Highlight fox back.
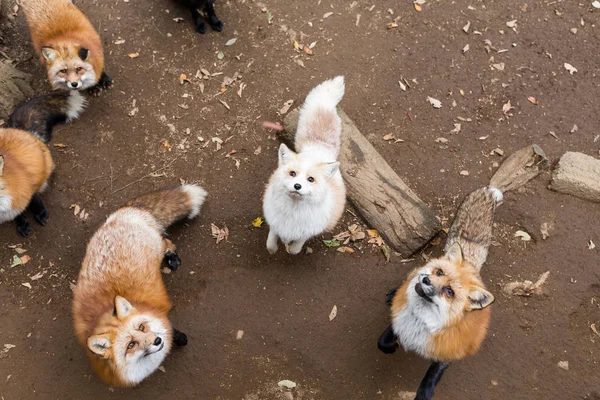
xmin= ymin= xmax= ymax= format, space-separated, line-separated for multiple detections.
xmin=23 ymin=0 xmax=104 ymax=90
xmin=0 ymin=128 xmax=53 ymax=222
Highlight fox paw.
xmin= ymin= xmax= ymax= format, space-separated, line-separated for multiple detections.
xmin=173 ymin=329 xmax=188 ymax=346
xmin=195 ymin=20 xmax=207 ymax=34
xmin=164 ymin=251 xmax=181 ymax=271
xmin=210 ymin=19 xmax=223 ymax=32
xmin=17 ymin=221 xmax=32 ymax=237
xmin=34 ymin=208 xmax=49 ymax=226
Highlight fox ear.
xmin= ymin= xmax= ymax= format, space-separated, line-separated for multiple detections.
xmin=41 ymin=46 xmax=57 ymax=62
xmin=78 ymin=47 xmax=89 ymax=61
xmin=87 ymin=334 xmax=112 ymax=358
xmin=445 ymin=242 xmax=463 ymax=265
xmin=114 ymin=296 xmax=134 ymax=320
xmin=0 ymin=155 xmax=4 ymax=175
xmin=322 ymin=162 xmax=340 ymax=179
xmin=468 ymin=287 xmax=495 ymax=310
xmin=278 ymin=143 xmax=295 ymax=166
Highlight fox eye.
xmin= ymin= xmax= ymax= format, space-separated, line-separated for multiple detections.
xmin=436 ymin=269 xmax=444 ymax=276
xmin=139 ymin=324 xmax=145 ymax=332
xmin=444 ymin=287 xmax=454 ymax=297
xmin=307 ymin=177 xmax=315 ymax=183
xmin=127 ymin=341 xmax=137 ymax=349
xmin=59 ymin=69 xmax=67 ymax=74
xmin=76 ymin=67 xmax=83 ymax=72
xmin=289 ymin=171 xmax=296 ymax=177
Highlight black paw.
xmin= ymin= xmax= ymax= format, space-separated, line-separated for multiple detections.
xmin=195 ymin=20 xmax=207 ymax=34
xmin=385 ymin=288 xmax=398 ymax=305
xmin=88 ymin=73 xmax=113 ymax=97
xmin=173 ymin=329 xmax=188 ymax=346
xmin=34 ymin=208 xmax=49 ymax=226
xmin=17 ymin=221 xmax=32 ymax=237
xmin=210 ymin=18 xmax=223 ymax=32
xmin=164 ymin=251 xmax=181 ymax=271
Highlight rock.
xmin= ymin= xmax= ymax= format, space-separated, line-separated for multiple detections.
xmin=549 ymin=152 xmax=600 ymax=203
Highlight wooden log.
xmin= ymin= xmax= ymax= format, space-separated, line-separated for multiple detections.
xmin=282 ymin=108 xmax=440 ymax=256
xmin=549 ymin=151 xmax=600 ymax=203
xmin=489 ymin=144 xmax=548 ymax=192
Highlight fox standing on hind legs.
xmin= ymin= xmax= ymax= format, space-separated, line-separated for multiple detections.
xmin=22 ymin=0 xmax=112 ymax=93
xmin=378 ymin=187 xmax=503 ymax=400
xmin=72 ymin=185 xmax=207 ymax=387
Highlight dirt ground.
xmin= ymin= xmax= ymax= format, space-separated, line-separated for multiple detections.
xmin=1 ymin=0 xmax=599 ymax=399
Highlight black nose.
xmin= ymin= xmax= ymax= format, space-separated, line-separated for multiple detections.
xmin=422 ymin=276 xmax=431 ymax=286
xmin=294 ymin=183 xmax=301 ymax=190
xmin=153 ymin=337 xmax=162 ymax=346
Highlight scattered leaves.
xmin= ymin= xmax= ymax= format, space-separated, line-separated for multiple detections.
xmin=502 ymin=100 xmax=513 ymax=114
xmin=527 ymin=96 xmax=538 ymax=105
xmin=462 ymin=21 xmax=471 ymax=33
xmin=414 ymin=3 xmax=422 ymax=11
xmin=179 ymin=74 xmax=189 ymax=84
xmin=503 ymin=271 xmax=550 ymax=297
xmin=588 ymin=240 xmax=596 ymax=250
xmin=323 ymin=239 xmax=340 ymax=248
xmin=217 ymin=51 xmax=224 ymax=60
xmin=21 ymin=282 xmax=32 ymax=290
xmin=236 ymin=330 xmax=244 ymax=340
xmin=323 ymin=11 xmax=334 ymax=19
xmin=302 ymin=46 xmax=313 ymax=55
xmin=210 ymin=223 xmax=229 ymax=244
xmin=127 ymin=52 xmax=140 ymax=59
xmin=10 ymin=255 xmax=22 ymax=268
xmin=557 ymin=361 xmax=569 ymax=371
xmin=540 ymin=222 xmax=551 ymax=240
xmin=219 ymin=100 xmax=231 ymax=111
xmin=387 ymin=23 xmax=399 ymax=29
xmin=460 ymin=170 xmax=469 ymax=176
xmin=225 ymin=38 xmax=238 ymax=46
xmin=279 ymin=100 xmax=294 ymax=115
xmin=337 ymin=246 xmax=355 ymax=253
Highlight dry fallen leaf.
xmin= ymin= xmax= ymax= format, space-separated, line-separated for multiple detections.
xmin=303 ymin=46 xmax=313 ymax=55
xmin=278 ymin=380 xmax=297 ymax=389
xmin=462 ymin=44 xmax=470 ymax=53
xmin=337 ymin=246 xmax=355 ymax=253
xmin=527 ymin=96 xmax=538 ymax=105
xmin=252 ymin=217 xmax=264 ymax=228
xmin=382 ymin=133 xmax=396 ymax=141
xmin=329 ymin=305 xmax=338 ymax=321
xmin=30 ymin=272 xmax=44 ymax=281
xmin=20 ymin=255 xmax=31 ymax=265
xmin=127 ymin=52 xmax=140 ymax=59
xmin=588 ymin=240 xmax=596 ymax=250
xmin=387 ymin=23 xmax=399 ymax=29
xmin=462 ymin=21 xmax=471 ymax=33
xmin=564 ymin=63 xmax=577 ymax=75
xmin=414 ymin=3 xmax=422 ymax=11
xmin=557 ymin=361 xmax=569 ymax=371
xmin=279 ymin=100 xmax=294 ymax=115
xmin=53 ymin=143 xmax=68 ymax=148
xmin=225 ymin=38 xmax=238 ymax=46
xmin=540 ymin=222 xmax=551 ymax=240
xmin=236 ymin=330 xmax=244 ymax=340
xmin=427 ymin=96 xmax=442 ymax=109
xmin=179 ymin=74 xmax=189 ymax=84
xmin=515 ymin=230 xmax=531 ymax=241
xmin=21 ymin=282 xmax=32 ymax=290
xmin=502 ymin=100 xmax=513 ymax=114
xmin=460 ymin=170 xmax=469 ymax=176
xmin=210 ymin=223 xmax=229 ymax=244
xmin=503 ymin=271 xmax=550 ymax=297
xmin=219 ymin=100 xmax=231 ymax=110
xmin=435 ymin=137 xmax=449 ymax=144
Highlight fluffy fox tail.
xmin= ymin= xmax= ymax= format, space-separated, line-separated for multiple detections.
xmin=295 ymin=76 xmax=345 ymax=156
xmin=125 ymin=184 xmax=207 ymax=230
xmin=488 ymin=186 xmax=503 ymax=203
xmin=8 ymin=91 xmax=86 ymax=143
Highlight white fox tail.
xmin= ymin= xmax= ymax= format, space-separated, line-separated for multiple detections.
xmin=303 ymin=76 xmax=345 ymax=111
xmin=295 ymin=76 xmax=345 ymax=156
xmin=488 ymin=186 xmax=503 ymax=202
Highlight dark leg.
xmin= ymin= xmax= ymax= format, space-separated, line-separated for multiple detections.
xmin=415 ymin=362 xmax=451 ymax=400
xmin=173 ymin=328 xmax=188 ymax=346
xmin=15 ymin=214 xmax=32 ymax=237
xmin=204 ymin=2 xmax=223 ymax=32
xmin=377 ymin=324 xmax=399 ymax=354
xmin=191 ymin=8 xmax=207 ymax=34
xmin=164 ymin=250 xmax=181 ymax=271
xmin=88 ymin=72 xmax=113 ymax=96
xmin=386 ymin=288 xmax=398 ymax=305
xmin=28 ymin=194 xmax=49 ymax=226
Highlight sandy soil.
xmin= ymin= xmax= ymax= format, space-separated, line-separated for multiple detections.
xmin=1 ymin=0 xmax=599 ymax=399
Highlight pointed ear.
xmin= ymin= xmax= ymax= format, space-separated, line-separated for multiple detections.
xmin=78 ymin=47 xmax=89 ymax=61
xmin=278 ymin=143 xmax=295 ymax=166
xmin=322 ymin=162 xmax=340 ymax=179
xmin=445 ymin=242 xmax=463 ymax=265
xmin=114 ymin=296 xmax=134 ymax=320
xmin=41 ymin=46 xmax=57 ymax=62
xmin=87 ymin=334 xmax=112 ymax=358
xmin=0 ymin=155 xmax=4 ymax=176
xmin=468 ymin=287 xmax=495 ymax=310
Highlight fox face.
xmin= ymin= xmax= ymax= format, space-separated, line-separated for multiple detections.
xmin=275 ymin=143 xmax=340 ymax=202
xmin=407 ymin=243 xmax=494 ymax=331
xmin=42 ymin=46 xmax=97 ymax=90
xmin=87 ymin=296 xmax=172 ymax=387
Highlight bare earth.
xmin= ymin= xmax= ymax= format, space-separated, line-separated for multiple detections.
xmin=1 ymin=0 xmax=599 ymax=399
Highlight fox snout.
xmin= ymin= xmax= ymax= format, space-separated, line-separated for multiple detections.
xmin=415 ymin=274 xmax=436 ymax=300
xmin=67 ymin=80 xmax=83 ymax=89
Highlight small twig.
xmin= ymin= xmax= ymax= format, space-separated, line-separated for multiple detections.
xmin=152 ymin=19 xmax=166 ymax=37
xmin=111 ymin=157 xmax=179 ymax=195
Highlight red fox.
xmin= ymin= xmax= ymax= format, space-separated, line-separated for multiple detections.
xmin=22 ymin=0 xmax=112 ymax=93
xmin=72 ymin=185 xmax=207 ymax=387
xmin=0 ymin=91 xmax=85 ymax=236
xmin=378 ymin=187 xmax=502 ymax=400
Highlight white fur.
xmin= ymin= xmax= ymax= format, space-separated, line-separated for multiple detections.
xmin=0 ymin=194 xmax=21 ymax=224
xmin=48 ymin=61 xmax=97 ymax=91
xmin=263 ymin=77 xmax=346 ymax=255
xmin=391 ymin=268 xmax=451 ymax=359
xmin=112 ymin=314 xmax=170 ymax=385
xmin=181 ymin=184 xmax=207 ymax=219
xmin=65 ymin=91 xmax=87 ymax=121
xmin=488 ymin=186 xmax=503 ymax=202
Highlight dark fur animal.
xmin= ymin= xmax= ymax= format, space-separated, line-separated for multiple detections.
xmin=176 ymin=0 xmax=223 ymax=34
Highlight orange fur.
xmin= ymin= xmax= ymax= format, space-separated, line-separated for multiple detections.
xmin=0 ymin=128 xmax=53 ymax=211
xmin=22 ymin=0 xmax=104 ymax=81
